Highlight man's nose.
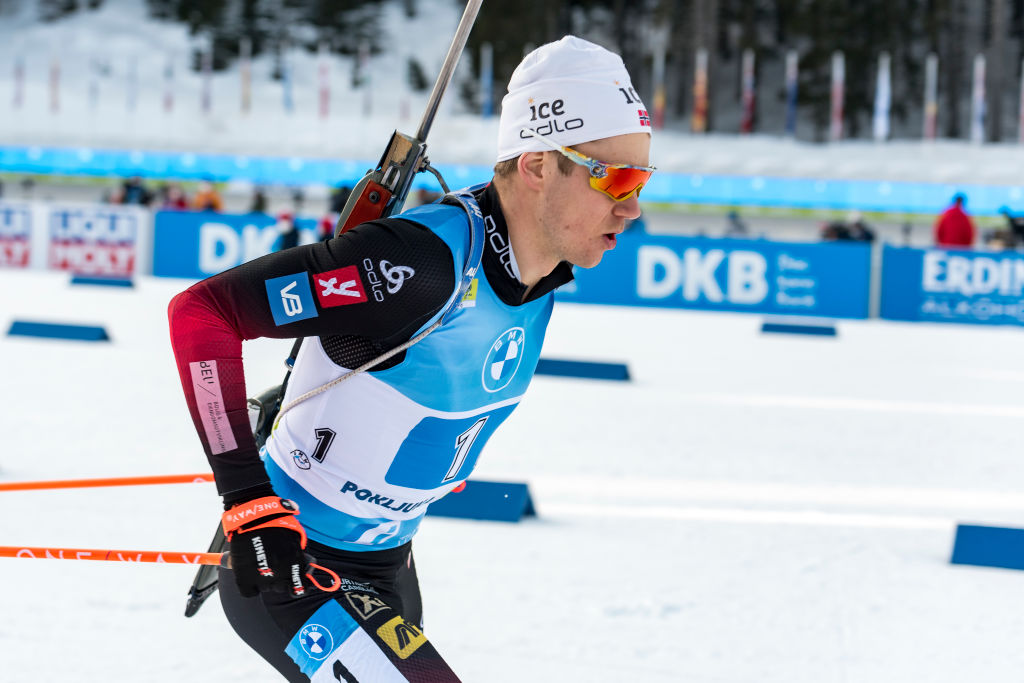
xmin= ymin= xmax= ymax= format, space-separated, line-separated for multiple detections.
xmin=613 ymin=194 xmax=642 ymax=220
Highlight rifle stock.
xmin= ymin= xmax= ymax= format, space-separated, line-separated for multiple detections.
xmin=334 ymin=131 xmax=425 ymax=236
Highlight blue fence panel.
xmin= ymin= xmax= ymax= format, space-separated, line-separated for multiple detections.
xmin=880 ymin=245 xmax=1024 ymax=326
xmin=7 ymin=144 xmax=1024 ymax=213
xmin=556 ymin=231 xmax=871 ymax=319
xmin=152 ymin=211 xmax=319 ymax=279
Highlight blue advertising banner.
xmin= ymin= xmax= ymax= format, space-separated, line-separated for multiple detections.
xmin=152 ymin=211 xmax=318 ymax=279
xmin=557 ymin=230 xmax=871 ymax=319
xmin=881 ymin=245 xmax=1024 ymax=326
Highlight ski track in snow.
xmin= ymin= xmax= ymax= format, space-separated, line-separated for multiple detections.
xmin=1 ymin=269 xmax=1023 ymax=681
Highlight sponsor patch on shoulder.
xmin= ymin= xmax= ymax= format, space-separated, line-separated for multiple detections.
xmin=265 ymin=273 xmax=318 ymax=325
xmin=314 ymin=265 xmax=368 ymax=307
xmin=460 ymin=278 xmax=478 ymax=308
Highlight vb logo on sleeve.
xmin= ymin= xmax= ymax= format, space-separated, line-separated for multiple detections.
xmin=265 ymin=273 xmax=319 ymax=325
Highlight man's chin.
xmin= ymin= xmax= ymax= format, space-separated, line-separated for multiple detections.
xmin=572 ymin=253 xmax=606 ymax=270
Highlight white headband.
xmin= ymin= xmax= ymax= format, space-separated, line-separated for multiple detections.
xmin=496 ymin=36 xmax=651 ymax=162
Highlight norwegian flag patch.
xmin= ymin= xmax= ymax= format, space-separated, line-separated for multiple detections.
xmin=638 ymin=109 xmax=651 ymax=127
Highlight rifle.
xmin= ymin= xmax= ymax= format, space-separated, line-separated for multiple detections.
xmin=185 ymin=0 xmax=484 ymax=618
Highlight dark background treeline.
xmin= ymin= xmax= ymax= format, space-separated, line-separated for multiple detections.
xmin=33 ymin=0 xmax=1024 ymax=141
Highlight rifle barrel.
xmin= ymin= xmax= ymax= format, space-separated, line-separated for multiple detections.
xmin=417 ymin=0 xmax=484 ymax=142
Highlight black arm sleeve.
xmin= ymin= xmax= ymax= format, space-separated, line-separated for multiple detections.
xmin=168 ymin=218 xmax=456 ymax=496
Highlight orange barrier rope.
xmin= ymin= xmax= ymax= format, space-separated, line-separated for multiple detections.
xmin=0 ymin=545 xmax=223 ymax=565
xmin=0 ymin=473 xmax=214 ymax=492
xmin=0 ymin=545 xmax=341 ymax=592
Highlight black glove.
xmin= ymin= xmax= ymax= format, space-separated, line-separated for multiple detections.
xmin=221 ymin=488 xmax=311 ymax=598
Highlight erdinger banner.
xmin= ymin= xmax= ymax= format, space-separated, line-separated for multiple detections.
xmin=0 ymin=202 xmax=32 ymax=268
xmin=881 ymin=246 xmax=1024 ymax=326
xmin=47 ymin=205 xmax=144 ymax=276
xmin=557 ymin=230 xmax=871 ymax=319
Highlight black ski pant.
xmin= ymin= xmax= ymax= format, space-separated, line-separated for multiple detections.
xmin=219 ymin=541 xmax=461 ymax=682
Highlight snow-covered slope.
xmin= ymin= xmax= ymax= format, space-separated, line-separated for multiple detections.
xmin=2 ymin=0 xmax=1024 ymax=188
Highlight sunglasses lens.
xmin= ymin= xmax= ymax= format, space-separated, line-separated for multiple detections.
xmin=591 ymin=166 xmax=653 ymax=201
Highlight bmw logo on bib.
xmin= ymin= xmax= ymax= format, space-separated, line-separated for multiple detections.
xmin=483 ymin=327 xmax=525 ymax=393
xmin=299 ymin=624 xmax=334 ymax=660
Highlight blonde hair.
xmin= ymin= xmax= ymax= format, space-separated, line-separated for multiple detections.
xmin=492 ymin=153 xmax=574 ymax=179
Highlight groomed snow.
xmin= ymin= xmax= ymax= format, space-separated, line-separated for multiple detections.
xmin=1 ymin=268 xmax=1023 ymax=681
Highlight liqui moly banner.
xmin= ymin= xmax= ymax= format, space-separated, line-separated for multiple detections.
xmin=48 ymin=205 xmax=147 ymax=276
xmin=882 ymin=246 xmax=1024 ymax=326
xmin=0 ymin=202 xmax=149 ymax=274
xmin=0 ymin=202 xmax=32 ymax=268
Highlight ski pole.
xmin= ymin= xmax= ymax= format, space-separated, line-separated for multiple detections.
xmin=0 ymin=545 xmax=223 ymax=565
xmin=0 ymin=545 xmax=341 ymax=593
xmin=0 ymin=473 xmax=213 ymax=492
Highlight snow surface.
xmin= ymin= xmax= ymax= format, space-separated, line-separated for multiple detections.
xmin=1 ymin=268 xmax=1024 ymax=682
xmin=3 ymin=0 xmax=1024 ymax=187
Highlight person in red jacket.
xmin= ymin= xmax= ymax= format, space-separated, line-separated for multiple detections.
xmin=934 ymin=193 xmax=975 ymax=248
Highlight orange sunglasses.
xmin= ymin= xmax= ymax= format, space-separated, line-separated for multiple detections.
xmin=522 ymin=127 xmax=655 ymax=201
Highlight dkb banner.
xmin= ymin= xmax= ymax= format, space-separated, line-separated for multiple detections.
xmin=557 ymin=230 xmax=871 ymax=319
xmin=152 ymin=210 xmax=319 ymax=279
xmin=881 ymin=245 xmax=1024 ymax=325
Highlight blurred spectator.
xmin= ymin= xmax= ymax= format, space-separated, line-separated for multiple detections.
xmin=0 ymin=178 xmax=4 ymax=198
xmin=277 ymin=212 xmax=299 ymax=251
xmin=319 ymin=214 xmax=338 ymax=242
xmin=820 ymin=211 xmax=874 ymax=243
xmin=120 ymin=176 xmax=154 ymax=206
xmin=102 ymin=184 xmax=124 ymax=204
xmin=724 ymin=210 xmax=748 ymax=237
xmin=416 ymin=188 xmax=442 ymax=205
xmin=250 ymin=186 xmax=268 ymax=214
xmin=845 ymin=211 xmax=875 ymax=242
xmin=999 ymin=206 xmax=1024 ymax=247
xmin=820 ymin=220 xmax=851 ymax=241
xmin=192 ymin=180 xmax=223 ymax=212
xmin=901 ymin=222 xmax=913 ymax=246
xmin=933 ymin=194 xmax=975 ymax=248
xmin=158 ymin=183 xmax=189 ymax=210
xmin=329 ymin=184 xmax=352 ymax=214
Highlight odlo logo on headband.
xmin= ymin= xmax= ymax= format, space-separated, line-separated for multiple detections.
xmin=520 ymin=97 xmax=583 ymax=137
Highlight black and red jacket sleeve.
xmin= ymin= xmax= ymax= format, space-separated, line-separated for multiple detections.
xmin=168 ymin=218 xmax=456 ymax=497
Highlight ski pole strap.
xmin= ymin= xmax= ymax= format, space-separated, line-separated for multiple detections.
xmin=306 ymin=563 xmax=341 ymax=593
xmin=221 ymin=496 xmax=306 ymax=547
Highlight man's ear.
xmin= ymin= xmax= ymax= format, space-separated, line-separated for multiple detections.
xmin=517 ymin=151 xmax=546 ymax=192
